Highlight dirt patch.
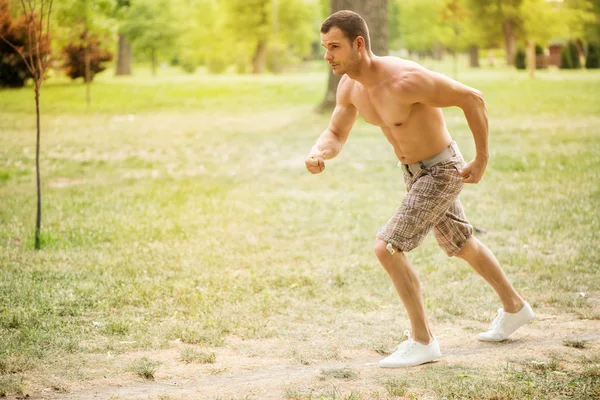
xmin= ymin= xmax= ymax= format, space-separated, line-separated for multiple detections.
xmin=10 ymin=313 xmax=599 ymax=400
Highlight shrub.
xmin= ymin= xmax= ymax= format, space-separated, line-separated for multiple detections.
xmin=586 ymin=43 xmax=599 ymax=69
xmin=0 ymin=0 xmax=51 ymax=88
xmin=535 ymin=44 xmax=544 ymax=55
xmin=207 ymin=54 xmax=228 ymax=74
xmin=567 ymin=41 xmax=581 ymax=69
xmin=180 ymin=58 xmax=197 ymax=74
xmin=61 ymin=34 xmax=113 ymax=82
xmin=515 ymin=48 xmax=526 ymax=70
xmin=560 ymin=45 xmax=572 ymax=69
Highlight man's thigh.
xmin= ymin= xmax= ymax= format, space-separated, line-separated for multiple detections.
xmin=433 ymin=198 xmax=473 ymax=256
xmin=377 ymin=165 xmax=464 ymax=253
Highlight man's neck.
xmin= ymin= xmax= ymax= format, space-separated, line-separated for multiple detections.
xmin=346 ymin=53 xmax=380 ymax=87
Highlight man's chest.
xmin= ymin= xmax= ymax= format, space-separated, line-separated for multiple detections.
xmin=350 ymin=86 xmax=412 ymax=128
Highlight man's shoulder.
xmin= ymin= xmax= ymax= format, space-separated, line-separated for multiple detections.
xmin=338 ymin=74 xmax=355 ymax=88
xmin=377 ymin=57 xmax=433 ymax=95
xmin=336 ymin=75 xmax=357 ymax=103
xmin=379 ymin=55 xmax=420 ymax=69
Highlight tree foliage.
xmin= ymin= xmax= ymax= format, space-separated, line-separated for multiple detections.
xmin=118 ymin=0 xmax=179 ymax=74
xmin=54 ymin=0 xmax=115 ymax=48
xmin=515 ymin=47 xmax=526 ymax=69
xmin=586 ymin=42 xmax=599 ymax=68
xmin=560 ymin=40 xmax=582 ymax=69
xmin=0 ymin=0 xmax=51 ymax=87
xmin=393 ymin=0 xmax=443 ymax=54
xmin=176 ymin=0 xmax=319 ymax=74
xmin=61 ymin=33 xmax=112 ymax=81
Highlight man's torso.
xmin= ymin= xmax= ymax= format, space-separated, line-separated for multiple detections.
xmin=343 ymin=58 xmax=453 ymax=164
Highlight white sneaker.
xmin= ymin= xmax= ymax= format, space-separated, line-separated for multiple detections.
xmin=379 ymin=331 xmax=442 ymax=368
xmin=478 ymin=302 xmax=534 ymax=342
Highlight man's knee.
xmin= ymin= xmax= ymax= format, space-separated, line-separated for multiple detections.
xmin=374 ymin=238 xmax=403 ymax=260
xmin=455 ymin=236 xmax=478 ymax=259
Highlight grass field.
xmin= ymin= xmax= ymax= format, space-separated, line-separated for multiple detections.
xmin=1 ymin=62 xmax=599 ymax=399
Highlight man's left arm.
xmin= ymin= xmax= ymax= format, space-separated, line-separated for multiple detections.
xmin=397 ymin=67 xmax=489 ymax=184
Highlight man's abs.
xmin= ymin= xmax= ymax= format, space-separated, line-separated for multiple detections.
xmin=380 ymin=105 xmax=452 ymax=164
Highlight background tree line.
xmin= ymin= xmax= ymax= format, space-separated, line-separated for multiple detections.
xmin=1 ymin=0 xmax=599 ymax=86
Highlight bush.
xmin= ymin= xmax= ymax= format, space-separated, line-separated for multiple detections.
xmin=0 ymin=0 xmax=51 ymax=88
xmin=266 ymin=43 xmax=285 ymax=74
xmin=535 ymin=44 xmax=544 ymax=55
xmin=561 ymin=41 xmax=581 ymax=69
xmin=61 ymin=34 xmax=112 ymax=82
xmin=207 ymin=54 xmax=228 ymax=74
xmin=560 ymin=46 xmax=572 ymax=69
xmin=569 ymin=41 xmax=581 ymax=68
xmin=180 ymin=59 xmax=197 ymax=74
xmin=586 ymin=43 xmax=599 ymax=69
xmin=515 ymin=48 xmax=526 ymax=70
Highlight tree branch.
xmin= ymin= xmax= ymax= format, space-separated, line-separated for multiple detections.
xmin=34 ymin=1 xmax=44 ymax=81
xmin=0 ymin=33 xmax=35 ymax=76
xmin=37 ymin=1 xmax=45 ymax=74
xmin=45 ymin=0 xmax=53 ymax=71
xmin=22 ymin=0 xmax=37 ymax=79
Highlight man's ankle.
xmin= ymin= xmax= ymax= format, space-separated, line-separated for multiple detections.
xmin=412 ymin=335 xmax=434 ymax=345
xmin=503 ymin=299 xmax=525 ymax=313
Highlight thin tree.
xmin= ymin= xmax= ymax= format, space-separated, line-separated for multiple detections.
xmin=0 ymin=0 xmax=54 ymax=249
xmin=115 ymin=0 xmax=132 ymax=76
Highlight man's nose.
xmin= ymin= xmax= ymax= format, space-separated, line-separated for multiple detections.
xmin=324 ymin=51 xmax=332 ymax=61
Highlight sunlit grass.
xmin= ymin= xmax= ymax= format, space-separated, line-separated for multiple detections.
xmin=0 ymin=63 xmax=599 ymax=398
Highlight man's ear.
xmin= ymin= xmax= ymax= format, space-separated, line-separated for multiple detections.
xmin=355 ymin=36 xmax=365 ymax=51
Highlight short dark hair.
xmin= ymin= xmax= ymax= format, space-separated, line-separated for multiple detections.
xmin=321 ymin=10 xmax=370 ymax=52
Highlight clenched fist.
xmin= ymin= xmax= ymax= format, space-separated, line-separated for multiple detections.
xmin=305 ymin=151 xmax=325 ymax=174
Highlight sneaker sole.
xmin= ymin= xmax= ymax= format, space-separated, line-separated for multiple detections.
xmin=379 ymin=354 xmax=442 ymax=368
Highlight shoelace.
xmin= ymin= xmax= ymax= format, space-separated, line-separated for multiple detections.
xmin=396 ymin=330 xmax=417 ymax=356
xmin=489 ymin=308 xmax=506 ymax=331
xmin=402 ymin=329 xmax=411 ymax=341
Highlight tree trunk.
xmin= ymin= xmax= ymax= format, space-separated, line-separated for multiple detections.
xmin=252 ymin=40 xmax=267 ymax=74
xmin=318 ymin=69 xmax=342 ymax=113
xmin=527 ymin=39 xmax=535 ymax=79
xmin=503 ymin=19 xmax=516 ymax=66
xmin=452 ymin=51 xmax=458 ymax=79
xmin=361 ymin=0 xmax=388 ymax=56
xmin=84 ymin=42 xmax=91 ymax=107
xmin=151 ymin=47 xmax=157 ymax=76
xmin=34 ymin=83 xmax=42 ymax=250
xmin=271 ymin=0 xmax=279 ymax=73
xmin=317 ymin=0 xmax=388 ymax=112
xmin=115 ymin=33 xmax=132 ymax=76
xmin=468 ymin=45 xmax=480 ymax=67
xmin=433 ymin=42 xmax=444 ymax=60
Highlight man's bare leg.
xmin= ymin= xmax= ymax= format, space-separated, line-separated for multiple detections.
xmin=374 ymin=239 xmax=433 ymax=345
xmin=455 ymin=236 xmax=525 ymax=313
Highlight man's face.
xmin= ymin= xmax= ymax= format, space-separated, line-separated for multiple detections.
xmin=320 ymin=27 xmax=360 ymax=76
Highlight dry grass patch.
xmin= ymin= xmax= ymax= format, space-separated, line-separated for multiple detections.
xmin=179 ymin=346 xmax=216 ymax=364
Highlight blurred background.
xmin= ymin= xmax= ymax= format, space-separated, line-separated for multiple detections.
xmin=1 ymin=0 xmax=599 ymax=94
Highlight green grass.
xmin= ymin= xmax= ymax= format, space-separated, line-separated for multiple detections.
xmin=179 ymin=346 xmax=216 ymax=364
xmin=319 ymin=367 xmax=358 ymax=380
xmin=130 ymin=357 xmax=160 ymax=380
xmin=1 ymin=63 xmax=599 ymax=398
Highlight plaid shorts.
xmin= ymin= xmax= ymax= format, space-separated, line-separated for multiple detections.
xmin=376 ymin=147 xmax=473 ymax=257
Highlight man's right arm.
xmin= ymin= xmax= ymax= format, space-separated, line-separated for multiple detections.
xmin=305 ymin=77 xmax=357 ymax=174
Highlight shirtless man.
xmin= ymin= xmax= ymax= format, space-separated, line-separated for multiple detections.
xmin=305 ymin=10 xmax=534 ymax=368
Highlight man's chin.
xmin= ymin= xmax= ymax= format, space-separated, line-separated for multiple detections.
xmin=331 ymin=68 xmax=344 ymax=75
